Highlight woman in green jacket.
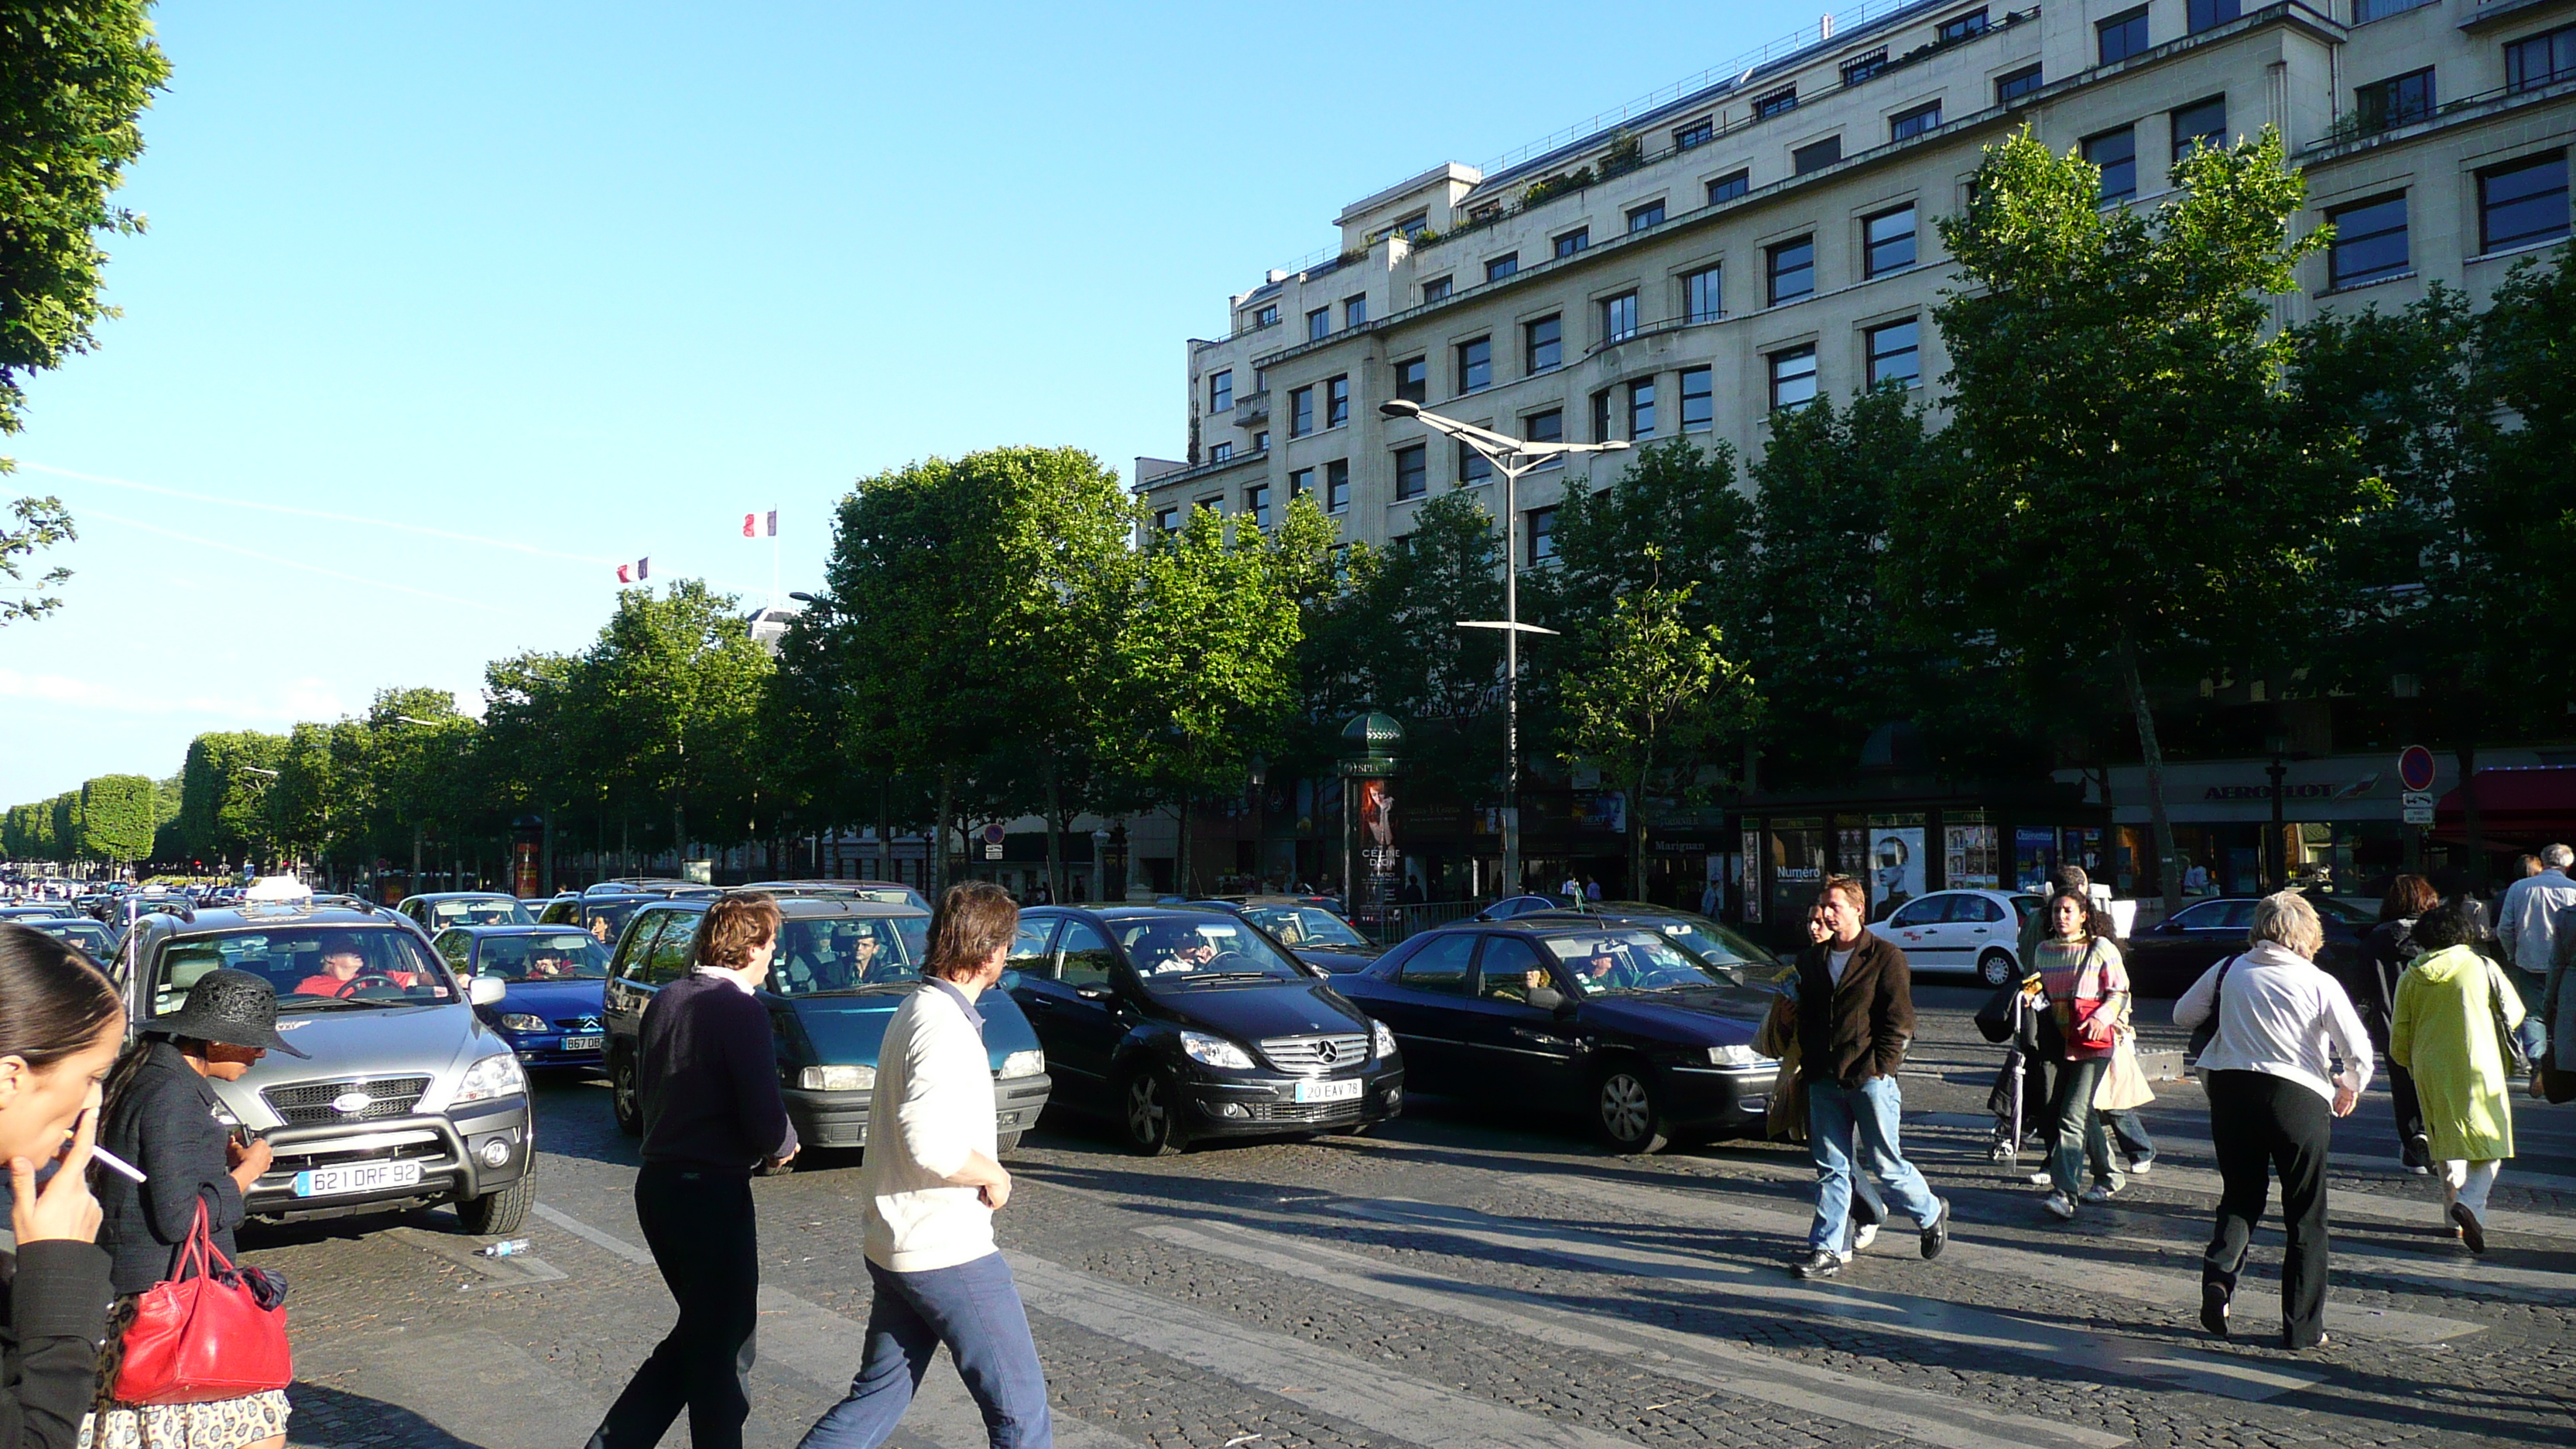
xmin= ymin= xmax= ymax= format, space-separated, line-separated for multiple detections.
xmin=2390 ymin=899 xmax=2526 ymax=1253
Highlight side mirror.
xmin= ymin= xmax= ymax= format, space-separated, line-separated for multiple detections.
xmin=1526 ymin=986 xmax=1566 ymax=1012
xmin=468 ymin=975 xmax=507 ymax=1007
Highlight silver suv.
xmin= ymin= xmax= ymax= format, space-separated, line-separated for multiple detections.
xmin=116 ymin=890 xmax=534 ymax=1235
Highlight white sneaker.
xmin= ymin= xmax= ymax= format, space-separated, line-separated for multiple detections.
xmin=1852 ymin=1222 xmax=1880 ymax=1252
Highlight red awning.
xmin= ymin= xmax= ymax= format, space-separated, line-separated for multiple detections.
xmin=2431 ymin=766 xmax=2576 ymax=851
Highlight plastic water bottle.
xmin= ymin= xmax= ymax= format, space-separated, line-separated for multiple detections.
xmin=476 ymin=1238 xmax=531 ymax=1259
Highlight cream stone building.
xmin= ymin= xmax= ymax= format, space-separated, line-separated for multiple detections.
xmin=1141 ymin=0 xmax=2574 ymax=560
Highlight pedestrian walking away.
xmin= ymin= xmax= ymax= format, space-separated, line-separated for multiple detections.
xmin=2358 ymin=875 xmax=2439 ymax=1171
xmin=2496 ymin=844 xmax=2576 ymax=1012
xmin=1787 ymin=875 xmax=1947 ymax=1282
xmin=588 ymin=891 xmax=800 ymax=1449
xmin=2392 ymin=899 xmax=2537 ymax=1254
xmin=0 ymin=925 xmax=127 ymax=1449
xmin=2031 ymin=888 xmax=2132 ymax=1218
xmin=799 ymin=882 xmax=1052 ymax=1449
xmin=91 ymin=969 xmax=310 ymax=1449
xmin=2173 ymin=892 xmax=2371 ymax=1350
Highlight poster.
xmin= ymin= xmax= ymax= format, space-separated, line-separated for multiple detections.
xmin=1868 ymin=827 xmax=1925 ymax=923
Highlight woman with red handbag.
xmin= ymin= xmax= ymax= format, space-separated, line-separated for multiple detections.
xmin=2033 ymin=888 xmax=2129 ymax=1221
xmin=86 ymin=971 xmax=305 ymax=1449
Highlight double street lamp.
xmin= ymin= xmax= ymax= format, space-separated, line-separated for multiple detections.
xmin=1377 ymin=399 xmax=1629 ymax=896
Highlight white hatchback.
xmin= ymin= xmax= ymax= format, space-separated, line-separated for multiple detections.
xmin=1868 ymin=889 xmax=2044 ymax=986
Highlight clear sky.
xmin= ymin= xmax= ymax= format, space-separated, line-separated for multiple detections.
xmin=2 ymin=0 xmax=1824 ymax=807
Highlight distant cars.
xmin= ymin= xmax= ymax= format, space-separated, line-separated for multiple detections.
xmin=430 ymin=924 xmax=612 ymax=1072
xmin=1189 ymin=896 xmax=1385 ymax=974
xmin=1866 ymin=889 xmax=2044 ymax=986
xmin=2122 ymin=890 xmax=2372 ymax=997
xmin=398 ymin=892 xmax=536 ymax=931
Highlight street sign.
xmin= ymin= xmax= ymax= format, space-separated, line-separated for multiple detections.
xmin=2398 ymin=745 xmax=2437 ymax=793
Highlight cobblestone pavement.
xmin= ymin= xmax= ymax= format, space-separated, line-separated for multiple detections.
xmin=250 ymin=988 xmax=2576 ymax=1449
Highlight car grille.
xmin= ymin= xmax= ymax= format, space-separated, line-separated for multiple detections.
xmin=1257 ymin=1033 xmax=1369 ymax=1073
xmin=1245 ymin=1098 xmax=1369 ymax=1124
xmin=556 ymin=1015 xmax=602 ymax=1032
xmin=262 ymin=1076 xmax=434 ymax=1126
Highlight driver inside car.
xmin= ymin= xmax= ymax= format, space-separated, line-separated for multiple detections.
xmin=293 ymin=935 xmax=418 ymax=996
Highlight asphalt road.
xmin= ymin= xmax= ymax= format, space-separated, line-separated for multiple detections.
xmin=250 ymin=986 xmax=2576 ymax=1449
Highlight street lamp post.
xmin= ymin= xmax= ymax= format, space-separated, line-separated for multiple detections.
xmin=1378 ymin=399 xmax=1628 ymax=896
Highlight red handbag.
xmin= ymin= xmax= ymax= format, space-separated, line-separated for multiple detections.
xmin=112 ymin=1200 xmax=293 ymax=1405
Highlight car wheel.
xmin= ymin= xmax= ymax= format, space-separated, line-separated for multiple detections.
xmin=1978 ymin=950 xmax=2017 ymax=988
xmin=610 ymin=1046 xmax=642 ymax=1137
xmin=1119 ymin=1068 xmax=1189 ymax=1156
xmin=455 ymin=1172 xmax=533 ymax=1235
xmin=1592 ymin=1061 xmax=1671 ymax=1154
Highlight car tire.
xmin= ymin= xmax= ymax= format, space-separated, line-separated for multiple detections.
xmin=610 ymin=1046 xmax=643 ymax=1137
xmin=455 ymin=1172 xmax=533 ymax=1235
xmin=1592 ymin=1060 xmax=1671 ymax=1154
xmin=1118 ymin=1067 xmax=1190 ymax=1156
xmin=1978 ymin=950 xmax=2017 ymax=988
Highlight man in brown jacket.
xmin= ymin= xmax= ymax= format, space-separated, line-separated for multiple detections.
xmin=1791 ymin=875 xmax=1950 ymax=1279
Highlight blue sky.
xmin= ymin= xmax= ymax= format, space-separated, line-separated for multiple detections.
xmin=2 ymin=0 xmax=1821 ymax=807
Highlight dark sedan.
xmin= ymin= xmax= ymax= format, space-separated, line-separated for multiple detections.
xmin=1334 ymin=920 xmax=1779 ymax=1153
xmin=1190 ymin=896 xmax=1385 ymax=974
xmin=430 ymin=924 xmax=612 ymax=1071
xmin=2122 ymin=890 xmax=2374 ymax=996
xmin=1006 ymin=906 xmax=1403 ymax=1154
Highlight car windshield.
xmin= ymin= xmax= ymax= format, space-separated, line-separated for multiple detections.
xmin=768 ymin=916 xmax=927 ymax=995
xmin=474 ymin=932 xmax=611 ymax=981
xmin=426 ymin=896 xmax=533 ymax=927
xmin=1239 ymin=904 xmax=1370 ymax=949
xmin=150 ymin=926 xmax=454 ymax=1018
xmin=1115 ymin=913 xmax=1307 ymax=981
xmin=1540 ymin=930 xmax=1742 ymax=997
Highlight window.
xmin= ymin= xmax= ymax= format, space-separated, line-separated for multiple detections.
xmin=2084 ymin=126 xmax=2137 ymax=201
xmin=1938 ymin=8 xmax=1989 ymax=43
xmin=1865 ymin=318 xmax=1920 ymax=388
xmin=1841 ymin=50 xmax=1888 ymax=87
xmin=1486 ymin=252 xmax=1519 ymax=283
xmin=1525 ymin=314 xmax=1563 ymax=372
xmin=1245 ymin=483 xmax=1270 ymax=526
xmin=1208 ymin=370 xmax=1232 ymax=413
xmin=1288 ymin=467 xmax=1312 ymax=501
xmin=1627 ymin=200 xmax=1666 ymax=232
xmin=1346 ymin=295 xmax=1368 ymax=327
xmin=1324 ymin=459 xmax=1350 ymax=512
xmin=2187 ymin=0 xmax=2240 ymax=33
xmin=1457 ymin=442 xmax=1492 ymax=486
xmin=2355 ymin=0 xmax=2434 ymax=18
xmin=1793 ymin=135 xmax=1842 ymax=173
xmin=1995 ymin=64 xmax=2043 ymax=104
xmin=1767 ymin=236 xmax=1815 ymax=304
xmin=1423 ymin=276 xmax=1453 ymax=303
xmin=1253 ymin=303 xmax=1279 ymax=328
xmin=1209 ymin=441 xmax=1232 ymax=463
xmin=1288 ymin=385 xmax=1314 ymax=437
xmin=1674 ymin=118 xmax=1714 ymax=150
xmin=1394 ymin=445 xmax=1427 ymax=501
xmin=1756 ymin=87 xmax=1799 ymax=118
xmin=1628 ymin=379 xmax=1656 ymax=440
xmin=1684 ymin=265 xmax=1721 ymax=322
xmin=1307 ymin=307 xmax=1331 ymax=341
xmin=1154 ymin=507 xmax=1177 ymax=532
xmin=2172 ymin=97 xmax=2227 ymax=162
xmin=1254 ymin=430 xmax=1269 ymax=452
xmin=2098 ymin=7 xmax=2149 ymax=65
xmin=1679 ymin=367 xmax=1713 ymax=432
xmin=1554 ymin=228 xmax=1590 ymax=258
xmin=1326 ymin=375 xmax=1349 ymax=428
xmin=1890 ymin=101 xmax=1942 ymax=142
xmin=1396 ymin=356 xmax=1428 ymax=403
xmin=1769 ymin=344 xmax=1818 ymax=409
xmin=1708 ymin=170 xmax=1750 ymax=204
xmin=1865 ymin=205 xmax=1917 ymax=276
xmin=2327 ymin=193 xmax=2410 ymax=287
xmin=1601 ymin=290 xmax=1639 ymax=342
xmin=1457 ymin=337 xmax=1492 ymax=393
xmin=2479 ymin=151 xmax=2571 ymax=253
xmin=1394 ymin=932 xmax=1475 ymax=993
xmin=1591 ymin=389 xmax=1613 ymax=442
xmin=2506 ymin=25 xmax=2576 ymax=93
xmin=1526 ymin=507 xmax=1558 ymax=564
xmin=2355 ymin=69 xmax=2434 ymax=135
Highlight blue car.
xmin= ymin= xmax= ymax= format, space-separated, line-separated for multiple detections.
xmin=430 ymin=924 xmax=611 ymax=1072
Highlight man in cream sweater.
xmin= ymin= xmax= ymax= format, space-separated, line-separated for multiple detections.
xmin=798 ymin=882 xmax=1050 ymax=1449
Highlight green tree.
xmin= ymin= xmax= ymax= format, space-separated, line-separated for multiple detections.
xmin=77 ymin=773 xmax=153 ymax=864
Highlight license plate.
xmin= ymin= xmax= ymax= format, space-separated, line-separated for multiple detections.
xmin=293 ymin=1160 xmax=425 ymax=1197
xmin=1293 ymin=1078 xmax=1362 ymax=1104
xmin=560 ymin=1034 xmax=605 ymax=1052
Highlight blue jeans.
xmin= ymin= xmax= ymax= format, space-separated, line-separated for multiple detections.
xmin=1806 ymin=1076 xmax=1941 ymax=1252
xmin=797 ymin=1252 xmax=1053 ymax=1449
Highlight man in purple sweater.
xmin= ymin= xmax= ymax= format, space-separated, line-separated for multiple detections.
xmin=587 ymin=891 xmax=800 ymax=1449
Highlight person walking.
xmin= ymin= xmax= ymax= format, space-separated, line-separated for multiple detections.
xmin=0 ymin=925 xmax=125 ymax=1449
xmin=2358 ymin=875 xmax=2439 ymax=1173
xmin=799 ymin=882 xmax=1050 ymax=1448
xmin=2030 ymin=888 xmax=2131 ymax=1218
xmin=91 ymin=971 xmax=308 ymax=1449
xmin=588 ymin=891 xmax=799 ymax=1449
xmin=1787 ymin=876 xmax=1947 ymax=1281
xmin=2174 ymin=892 xmax=2370 ymax=1349
xmin=2391 ymin=899 xmax=2530 ymax=1254
xmin=2497 ymin=844 xmax=2576 ymax=1013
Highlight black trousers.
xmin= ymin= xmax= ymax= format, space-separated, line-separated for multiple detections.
xmin=2202 ymin=1070 xmax=2332 ymax=1348
xmin=588 ymin=1164 xmax=761 ymax=1449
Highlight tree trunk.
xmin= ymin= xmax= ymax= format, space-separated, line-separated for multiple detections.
xmin=1043 ymin=763 xmax=1065 ymax=905
xmin=933 ymin=765 xmax=954 ymax=900
xmin=2116 ymin=642 xmax=2182 ymax=923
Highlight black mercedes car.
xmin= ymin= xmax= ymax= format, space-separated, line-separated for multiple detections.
xmin=1006 ymin=905 xmax=1403 ymax=1154
xmin=1188 ymin=896 xmax=1386 ymax=974
xmin=1333 ymin=918 xmax=1779 ymax=1153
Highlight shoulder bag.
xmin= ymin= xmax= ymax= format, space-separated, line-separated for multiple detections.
xmin=112 ymin=1198 xmax=293 ymax=1405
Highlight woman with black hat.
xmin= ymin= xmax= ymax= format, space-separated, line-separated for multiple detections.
xmin=87 ymin=970 xmax=307 ymax=1449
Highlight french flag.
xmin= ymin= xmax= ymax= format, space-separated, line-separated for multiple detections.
xmin=743 ymin=509 xmax=777 ymax=538
xmin=615 ymin=557 xmax=649 ymax=583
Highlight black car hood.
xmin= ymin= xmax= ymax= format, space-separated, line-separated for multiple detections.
xmin=1579 ymin=986 xmax=1773 ymax=1046
xmin=1141 ymin=978 xmax=1372 ymax=1038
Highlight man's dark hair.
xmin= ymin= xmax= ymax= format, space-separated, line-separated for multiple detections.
xmin=2412 ymin=897 xmax=2489 ymax=953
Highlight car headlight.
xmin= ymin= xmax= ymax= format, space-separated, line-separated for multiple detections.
xmin=497 ymin=1012 xmax=547 ymax=1033
xmin=996 ymin=1049 xmax=1046 ymax=1079
xmin=799 ymin=1064 xmax=877 ymax=1091
xmin=452 ymin=1051 xmax=526 ymax=1105
xmin=1706 ymin=1043 xmax=1766 ymax=1067
xmin=1180 ymin=1031 xmax=1255 ymax=1070
xmin=1371 ymin=1019 xmax=1397 ymax=1060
